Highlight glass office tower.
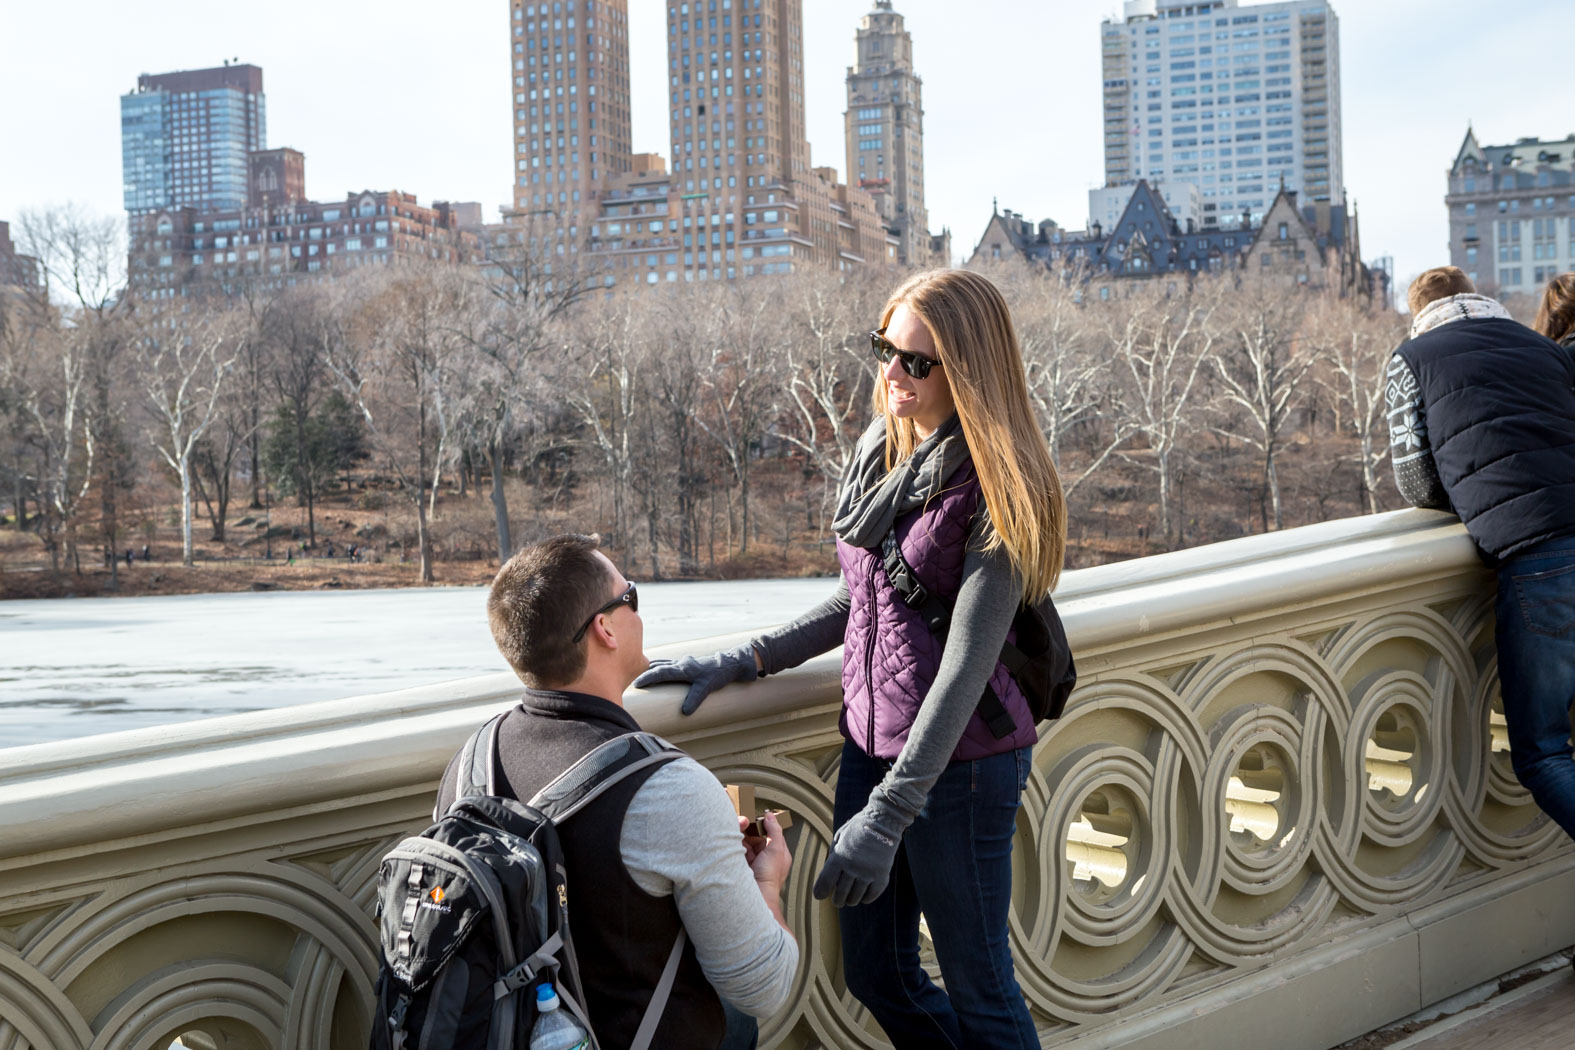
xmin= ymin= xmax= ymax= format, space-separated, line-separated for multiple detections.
xmin=121 ymin=64 xmax=266 ymax=215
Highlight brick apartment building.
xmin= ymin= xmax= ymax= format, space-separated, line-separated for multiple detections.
xmin=128 ymin=148 xmax=479 ymax=297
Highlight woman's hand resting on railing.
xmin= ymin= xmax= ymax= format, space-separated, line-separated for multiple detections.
xmin=633 ymin=643 xmax=761 ymax=715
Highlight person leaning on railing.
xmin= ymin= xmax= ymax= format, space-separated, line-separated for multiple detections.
xmin=637 ymin=268 xmax=1069 ymax=1049
xmin=1386 ymin=265 xmax=1575 ymax=839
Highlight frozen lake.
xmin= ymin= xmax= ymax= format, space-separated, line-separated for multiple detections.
xmin=0 ymin=578 xmax=837 ymax=750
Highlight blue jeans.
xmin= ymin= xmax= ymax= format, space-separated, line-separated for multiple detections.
xmin=718 ymin=999 xmax=757 ymax=1050
xmin=834 ymin=739 xmax=1037 ymax=1050
xmin=1495 ymin=539 xmax=1575 ymax=839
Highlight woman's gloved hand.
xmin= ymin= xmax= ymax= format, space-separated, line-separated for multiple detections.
xmin=812 ymin=798 xmax=908 ymax=908
xmin=632 ymin=643 xmax=759 ymax=715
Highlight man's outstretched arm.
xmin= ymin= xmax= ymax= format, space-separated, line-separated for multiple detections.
xmin=1385 ymin=354 xmax=1451 ymax=510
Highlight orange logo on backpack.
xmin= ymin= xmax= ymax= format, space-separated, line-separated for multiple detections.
xmin=430 ymin=886 xmax=445 ymax=903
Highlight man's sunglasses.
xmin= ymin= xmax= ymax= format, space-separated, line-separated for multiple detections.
xmin=870 ymin=327 xmax=942 ymax=380
xmin=571 ymin=581 xmax=638 ymax=644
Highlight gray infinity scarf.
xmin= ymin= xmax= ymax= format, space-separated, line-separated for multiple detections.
xmin=832 ymin=415 xmax=970 ymax=549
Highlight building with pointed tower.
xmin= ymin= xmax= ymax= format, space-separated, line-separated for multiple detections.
xmin=844 ymin=1 xmax=947 ymax=266
xmin=1446 ymin=127 xmax=1575 ymax=300
xmin=968 ymin=178 xmax=1374 ymax=299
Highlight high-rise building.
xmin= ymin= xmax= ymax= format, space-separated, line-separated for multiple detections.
xmin=508 ymin=0 xmax=633 ymax=224
xmin=1100 ymin=0 xmax=1342 ymax=229
xmin=844 ymin=1 xmax=931 ymax=266
xmin=1446 ymin=128 xmax=1575 ymax=300
xmin=502 ymin=0 xmax=896 ymax=288
xmin=121 ymin=63 xmax=267 ymax=215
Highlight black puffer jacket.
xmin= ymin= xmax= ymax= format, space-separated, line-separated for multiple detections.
xmin=1395 ymin=316 xmax=1575 ymax=559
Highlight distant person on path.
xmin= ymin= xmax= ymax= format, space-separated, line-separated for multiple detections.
xmin=1386 ymin=266 xmax=1575 ymax=837
xmin=433 ymin=534 xmax=797 ymax=1049
xmin=1533 ymin=271 xmax=1575 ymax=348
xmin=637 ymin=269 xmax=1073 ymax=1048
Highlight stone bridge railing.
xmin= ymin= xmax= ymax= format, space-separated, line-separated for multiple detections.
xmin=2 ymin=508 xmax=1572 ymax=1050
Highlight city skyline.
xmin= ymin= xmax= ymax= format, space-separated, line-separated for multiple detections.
xmin=0 ymin=0 xmax=1569 ymax=301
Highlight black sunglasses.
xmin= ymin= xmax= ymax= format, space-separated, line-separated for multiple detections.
xmin=871 ymin=327 xmax=942 ymax=380
xmin=571 ymin=581 xmax=638 ymax=644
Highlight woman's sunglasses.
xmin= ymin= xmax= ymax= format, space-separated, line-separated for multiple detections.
xmin=870 ymin=328 xmax=942 ymax=380
xmin=571 ymin=581 xmax=638 ymax=643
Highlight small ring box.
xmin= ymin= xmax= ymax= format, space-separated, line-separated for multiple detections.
xmin=727 ymin=783 xmax=794 ymax=837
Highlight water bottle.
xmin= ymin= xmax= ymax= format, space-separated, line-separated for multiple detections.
xmin=529 ymin=982 xmax=590 ymax=1050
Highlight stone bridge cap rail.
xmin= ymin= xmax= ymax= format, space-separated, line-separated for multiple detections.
xmin=0 ymin=508 xmax=1474 ymax=866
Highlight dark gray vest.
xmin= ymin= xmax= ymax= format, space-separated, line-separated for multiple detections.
xmin=1396 ymin=317 xmax=1575 ymax=559
xmin=437 ymin=690 xmax=726 ymax=1050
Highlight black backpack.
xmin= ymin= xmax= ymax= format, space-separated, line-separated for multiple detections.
xmin=881 ymin=527 xmax=1077 ymax=737
xmin=371 ymin=714 xmax=687 ymax=1050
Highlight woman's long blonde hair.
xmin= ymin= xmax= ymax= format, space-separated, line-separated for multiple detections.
xmin=875 ymin=268 xmax=1067 ymax=598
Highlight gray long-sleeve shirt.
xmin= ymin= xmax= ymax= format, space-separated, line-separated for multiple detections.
xmin=620 ymin=757 xmax=798 ymax=1016
xmin=752 ymin=512 xmax=1021 ymax=825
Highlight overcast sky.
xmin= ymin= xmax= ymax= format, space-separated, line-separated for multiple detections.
xmin=2 ymin=0 xmax=1569 ymax=301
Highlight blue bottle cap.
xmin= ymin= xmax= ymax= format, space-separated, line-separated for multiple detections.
xmin=536 ymin=983 xmax=556 ymax=1004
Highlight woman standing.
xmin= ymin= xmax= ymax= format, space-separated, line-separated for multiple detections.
xmin=1532 ymin=272 xmax=1575 ymax=348
xmin=636 ymin=268 xmax=1070 ymax=1047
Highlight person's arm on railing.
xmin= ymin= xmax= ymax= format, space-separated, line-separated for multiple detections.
xmin=634 ymin=582 xmax=850 ymax=714
xmin=1385 ymin=353 xmax=1451 ymax=510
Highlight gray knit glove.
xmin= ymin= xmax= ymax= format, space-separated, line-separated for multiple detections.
xmin=812 ymin=797 xmax=909 ymax=908
xmin=633 ymin=643 xmax=760 ymax=715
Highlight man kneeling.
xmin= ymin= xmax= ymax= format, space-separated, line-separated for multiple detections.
xmin=435 ymin=534 xmax=797 ymax=1048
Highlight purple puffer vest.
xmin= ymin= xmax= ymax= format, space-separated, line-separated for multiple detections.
xmin=835 ymin=459 xmax=1040 ymax=762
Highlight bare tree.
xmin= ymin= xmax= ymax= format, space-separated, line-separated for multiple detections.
xmin=133 ymin=301 xmax=241 ymax=566
xmin=693 ymin=282 xmax=779 ymax=555
xmin=190 ymin=353 xmax=261 ymax=542
xmin=1008 ymin=265 xmax=1132 ymax=498
xmin=1209 ymin=278 xmax=1316 ymax=531
xmin=454 ymin=240 xmax=586 ymax=561
xmin=779 ymin=269 xmax=881 ymax=513
xmin=263 ymin=285 xmax=331 ymax=547
xmin=10 ymin=206 xmax=127 ymax=575
xmin=564 ymin=292 xmax=645 ymax=554
xmin=1308 ymin=298 xmax=1407 ymax=514
xmin=330 ymin=266 xmax=467 ymax=584
xmin=0 ymin=303 xmax=88 ymax=574
xmin=1107 ymin=281 xmax=1221 ymax=548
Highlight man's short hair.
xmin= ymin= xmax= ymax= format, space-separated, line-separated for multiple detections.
xmin=1408 ymin=266 xmax=1476 ymax=316
xmin=488 ymin=534 xmax=615 ymax=688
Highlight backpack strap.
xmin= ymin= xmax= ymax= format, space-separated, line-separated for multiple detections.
xmin=629 ymin=929 xmax=689 ymax=1050
xmin=881 ymin=527 xmax=1022 ymax=740
xmin=527 ymin=731 xmax=681 ymax=823
xmin=434 ymin=711 xmax=507 ymax=822
xmin=528 ymin=731 xmax=688 ymax=1048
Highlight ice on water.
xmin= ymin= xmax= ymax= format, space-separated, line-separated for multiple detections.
xmin=0 ymin=579 xmax=832 ymax=750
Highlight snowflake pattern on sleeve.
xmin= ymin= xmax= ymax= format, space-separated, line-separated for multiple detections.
xmin=1385 ymin=354 xmax=1451 ymax=510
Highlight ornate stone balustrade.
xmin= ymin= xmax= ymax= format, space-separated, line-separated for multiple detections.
xmin=2 ymin=508 xmax=1571 ymax=1050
